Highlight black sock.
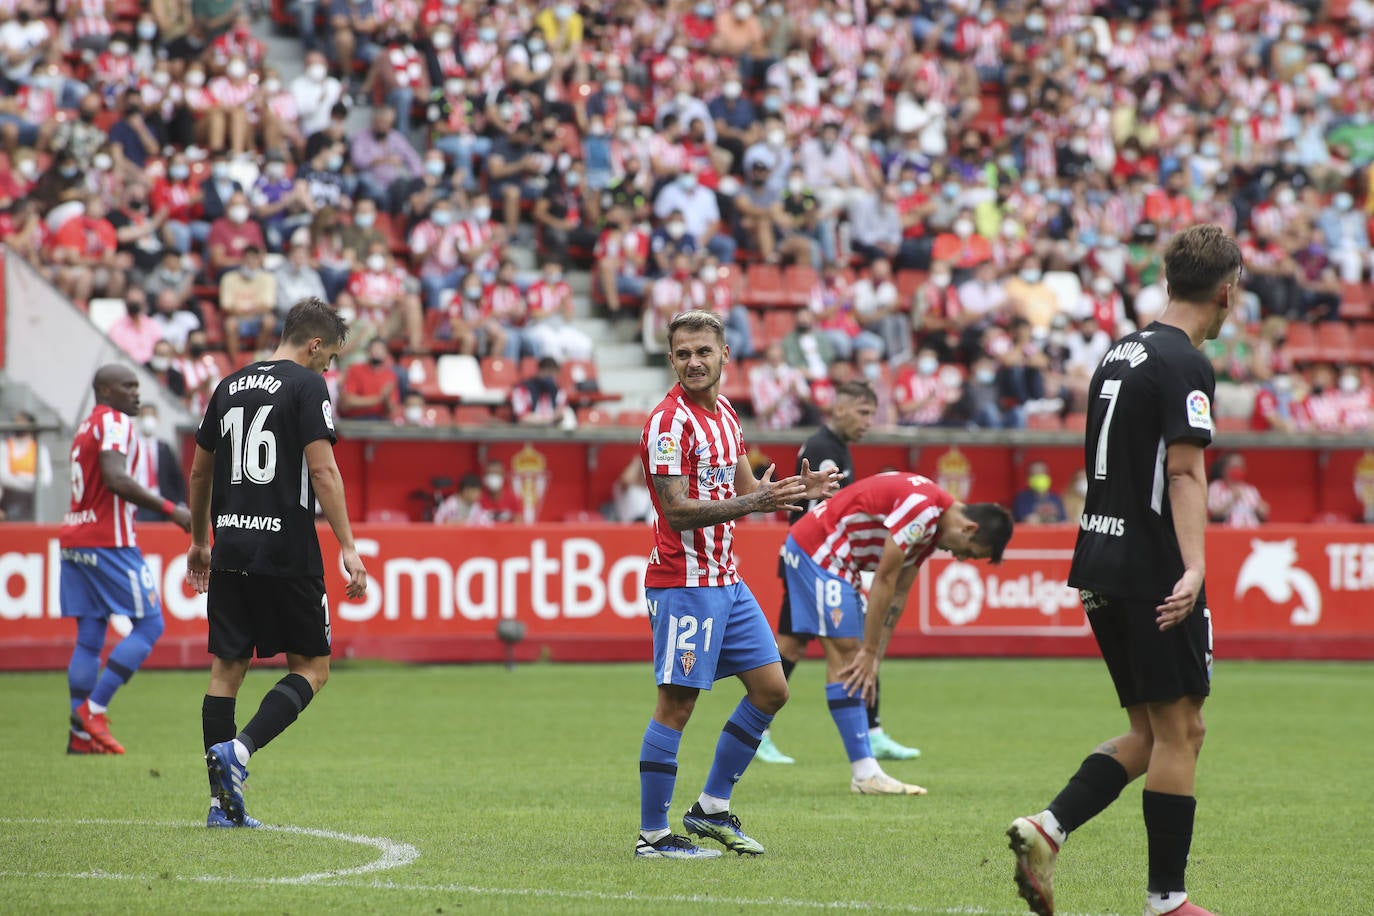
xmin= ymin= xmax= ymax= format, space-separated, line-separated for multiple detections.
xmin=1143 ymin=789 xmax=1196 ymax=894
xmin=867 ymin=676 xmax=882 ymax=730
xmin=1047 ymin=753 xmax=1130 ymax=834
xmin=238 ymin=674 xmax=314 ymax=755
xmin=780 ymin=657 xmax=797 ymax=681
xmin=202 ymin=695 xmax=236 ymax=752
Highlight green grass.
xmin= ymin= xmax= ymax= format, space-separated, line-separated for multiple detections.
xmin=2 ymin=659 xmax=1371 ymax=915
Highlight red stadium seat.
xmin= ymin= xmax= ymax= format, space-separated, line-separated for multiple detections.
xmin=401 ymin=355 xmax=446 ymax=402
xmin=895 ymin=269 xmax=927 ymax=310
xmin=452 ymin=405 xmax=495 ymax=426
xmin=719 ymin=361 xmax=752 ymax=409
xmin=1338 ymin=282 xmax=1374 ymax=321
xmin=742 ymin=264 xmax=785 ymax=307
xmin=1025 ymin=413 xmax=1062 ymax=431
xmin=1352 ymin=324 xmax=1374 ymax=364
xmin=745 ymin=308 xmax=767 ymax=351
xmin=482 ymin=357 xmax=519 ymax=391
xmin=1317 ymin=321 xmax=1354 ymax=364
xmin=616 ymin=409 xmax=650 ymax=428
xmin=422 ymin=310 xmax=461 ymax=353
xmin=1063 ymin=412 xmax=1088 ymax=433
xmin=716 ymin=263 xmax=745 ymax=300
xmin=577 ymin=407 xmax=615 ymax=426
xmin=1283 ymin=322 xmax=1319 ymax=363
xmin=781 ymin=265 xmax=818 ymax=308
xmin=762 ymin=309 xmax=796 ymax=346
xmin=422 ymin=404 xmax=453 ymax=426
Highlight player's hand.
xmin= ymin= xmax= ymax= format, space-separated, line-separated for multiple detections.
xmin=341 ymin=547 xmax=368 ymax=600
xmin=838 ymin=646 xmax=880 ymax=707
xmin=1156 ymin=567 xmax=1203 ymax=631
xmin=186 ymin=543 xmax=212 ymax=594
xmin=798 ymin=458 xmax=843 ymax=502
xmin=755 ymin=464 xmax=807 ymax=512
xmin=169 ymin=505 xmax=193 ymax=532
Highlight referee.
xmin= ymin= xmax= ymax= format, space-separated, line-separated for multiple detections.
xmin=186 ymin=298 xmax=369 ymax=828
xmin=757 ymin=381 xmax=922 ymax=766
xmin=1008 ymin=225 xmax=1239 ymax=916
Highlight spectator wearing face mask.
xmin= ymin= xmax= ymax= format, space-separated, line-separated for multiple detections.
xmin=649 ymin=209 xmax=698 ymax=278
xmin=652 ymin=167 xmax=736 ymax=264
xmin=430 ymin=76 xmax=491 ymax=192
xmin=912 ymin=262 xmax=965 ymax=363
xmin=106 ymin=288 xmax=164 ymax=365
xmin=943 ymin=356 xmax=1010 ymax=429
xmin=252 ymin=151 xmax=316 ymax=252
xmin=219 ymin=246 xmax=278 ymax=361
xmin=397 ymin=149 xmax=456 ymax=220
xmin=109 ymin=182 xmax=168 ymax=276
xmin=177 ymin=330 xmax=221 ymax=414
xmin=199 ymin=152 xmax=244 ymax=225
xmin=291 ymin=52 xmax=347 ymax=138
xmin=409 ymin=198 xmax=466 ymax=311
xmin=147 ymin=339 xmax=188 ymax=400
xmin=1012 ymin=461 xmax=1066 ymax=524
xmin=344 ymin=242 xmax=425 ymax=353
xmin=893 ymin=348 xmax=947 ymax=428
xmin=930 ymin=209 xmax=992 ymax=279
xmin=152 ymin=154 xmax=208 ymax=253
xmin=524 ymin=262 xmax=593 ymax=362
xmin=205 ymin=54 xmax=257 ymax=155
xmin=1003 ymin=256 xmax=1057 ymax=333
xmin=131 ymin=404 xmax=188 ymax=523
xmin=338 ymin=197 xmax=389 ymax=263
xmin=750 ymin=342 xmax=813 ymax=431
xmin=433 ymin=474 xmax=496 ymax=526
xmin=781 ymin=308 xmax=836 ymax=381
xmin=395 ymin=391 xmax=435 ymax=428
xmin=273 ymin=236 xmax=328 ymax=319
xmin=339 ymin=337 xmax=402 ymax=421
xmin=533 ymin=162 xmax=599 ymax=259
xmin=1316 ymin=191 xmax=1372 ymax=283
xmin=1336 ymin=366 xmax=1373 ymax=433
xmin=149 ymin=288 xmax=202 ymax=352
xmin=361 ymin=39 xmax=429 ymax=135
xmin=206 ymin=191 xmax=266 ymax=279
xmin=297 ymin=141 xmax=349 ymax=214
xmin=594 ymin=205 xmax=651 ymax=320
xmin=708 ymin=72 xmax=759 ymax=169
xmin=50 ymin=93 xmax=108 ymax=169
xmin=472 ymin=459 xmax=520 ymax=521
xmin=1207 ymin=453 xmax=1269 ymax=528
xmin=351 ymin=106 xmax=424 ymax=211
xmin=510 ymin=357 xmax=571 ymax=429
xmin=48 ymin=196 xmax=126 ymax=303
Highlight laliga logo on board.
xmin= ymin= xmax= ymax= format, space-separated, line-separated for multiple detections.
xmin=1235 ymin=538 xmax=1321 ymax=626
xmin=934 ymin=561 xmax=1078 ymax=626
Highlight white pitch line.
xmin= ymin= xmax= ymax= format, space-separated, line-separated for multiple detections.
xmin=0 ymin=818 xmax=1121 ymax=916
xmin=0 ymin=818 xmax=418 ymax=885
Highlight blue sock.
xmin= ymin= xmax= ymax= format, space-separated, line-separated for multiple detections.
xmin=90 ymin=615 xmax=164 ymax=708
xmin=702 ymin=698 xmax=773 ymax=801
xmin=639 ymin=719 xmax=682 ymax=833
xmin=68 ymin=617 xmax=107 ymax=713
xmin=826 ymin=682 xmax=874 ymax=762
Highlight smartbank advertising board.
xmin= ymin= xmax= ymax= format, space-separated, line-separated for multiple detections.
xmin=1 ymin=524 xmax=1371 ymax=669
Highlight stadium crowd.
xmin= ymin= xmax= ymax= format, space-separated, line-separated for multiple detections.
xmin=0 ymin=0 xmax=1373 ymax=433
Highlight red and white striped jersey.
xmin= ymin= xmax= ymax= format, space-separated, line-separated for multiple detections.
xmin=59 ymin=0 xmax=111 ymax=41
xmin=955 ymin=18 xmax=1007 ymax=68
xmin=456 ymin=218 xmax=500 ymax=273
xmin=60 ymin=404 xmax=144 ymax=549
xmin=641 ymin=384 xmax=746 ymax=588
xmin=789 ymin=473 xmax=954 ymax=589
xmin=208 ymin=75 xmax=258 ymax=111
xmin=482 ymin=282 xmax=526 ymax=323
xmin=526 ymin=278 xmax=571 ymax=320
xmin=409 ymin=219 xmax=465 ymax=274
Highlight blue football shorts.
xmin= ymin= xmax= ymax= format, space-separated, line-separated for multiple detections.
xmin=646 ymin=581 xmax=780 ymax=689
xmin=780 ymin=535 xmax=865 ymax=639
xmin=59 ymin=547 xmax=162 ymax=620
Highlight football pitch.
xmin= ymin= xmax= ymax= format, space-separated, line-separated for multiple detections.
xmin=2 ymin=658 xmax=1370 ymax=915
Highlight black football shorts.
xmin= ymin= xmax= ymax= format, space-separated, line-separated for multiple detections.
xmin=207 ymin=571 xmax=331 ymax=659
xmin=1083 ymin=589 xmax=1212 ymax=708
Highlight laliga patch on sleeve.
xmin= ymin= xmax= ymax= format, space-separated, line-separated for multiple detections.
xmin=322 ymin=400 xmax=335 ymax=431
xmin=654 ymin=432 xmax=678 ymax=464
xmin=1186 ymin=390 xmax=1213 ymax=431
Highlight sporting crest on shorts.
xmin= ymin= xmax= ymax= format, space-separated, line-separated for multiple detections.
xmin=680 ymin=649 xmax=696 ymax=676
xmin=830 ymin=607 xmax=844 ymax=629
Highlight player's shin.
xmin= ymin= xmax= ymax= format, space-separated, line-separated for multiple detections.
xmin=826 ymin=682 xmax=878 ymax=778
xmin=237 ymin=673 xmax=314 ymax=757
xmin=700 ymin=698 xmax=773 ymax=811
xmin=639 ymin=720 xmax=682 ymax=838
xmin=1047 ymin=752 xmax=1130 ymax=838
xmin=90 ymin=614 xmax=164 ymax=708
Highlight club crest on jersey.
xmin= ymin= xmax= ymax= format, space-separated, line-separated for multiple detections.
xmin=1186 ymin=390 xmax=1213 ymax=431
xmin=654 ymin=433 xmax=677 ymax=463
xmin=680 ymin=649 xmax=696 ymax=676
xmin=829 ymin=607 xmax=844 ymax=629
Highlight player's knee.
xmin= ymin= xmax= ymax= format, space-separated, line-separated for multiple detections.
xmin=1188 ymin=716 xmax=1206 ymax=755
xmin=752 ymin=681 xmax=788 ymax=715
xmin=135 ymin=613 xmax=165 ymax=643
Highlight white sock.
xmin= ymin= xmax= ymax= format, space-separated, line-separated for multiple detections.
xmin=868 ymin=726 xmax=884 ymax=736
xmin=851 ymin=757 xmax=881 ymax=780
xmin=210 ymin=798 xmax=222 ymax=809
xmin=231 ymin=738 xmax=251 ymax=765
xmin=1146 ymin=891 xmax=1187 ymax=914
xmin=1038 ymin=809 xmax=1068 ymax=848
xmin=640 ymin=827 xmax=670 ymax=844
xmin=696 ymin=792 xmax=729 ymax=815
xmin=761 ymin=728 xmax=771 ymax=739
xmin=87 ymin=700 xmax=107 ymax=715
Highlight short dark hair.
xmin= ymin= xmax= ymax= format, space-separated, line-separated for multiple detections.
xmin=459 ymin=473 xmax=483 ymax=491
xmin=538 ymin=356 xmax=560 ymax=372
xmin=834 ymin=380 xmax=878 ymax=405
xmin=666 ymin=310 xmax=725 ymax=348
xmin=1163 ymin=224 xmax=1243 ymax=304
xmin=964 ymin=503 xmax=1014 ymax=564
xmin=281 ymin=297 xmax=347 ymax=347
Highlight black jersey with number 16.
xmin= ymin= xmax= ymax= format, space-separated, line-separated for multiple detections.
xmin=194 ymin=359 xmax=338 ymax=577
xmin=1068 ymin=323 xmax=1214 ymax=601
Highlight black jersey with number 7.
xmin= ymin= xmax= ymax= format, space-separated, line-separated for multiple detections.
xmin=194 ymin=359 xmax=339 ymax=577
xmin=1068 ymin=323 xmax=1215 ymax=601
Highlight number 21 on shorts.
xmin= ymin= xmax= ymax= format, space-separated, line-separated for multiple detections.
xmin=669 ymin=613 xmax=713 ymax=677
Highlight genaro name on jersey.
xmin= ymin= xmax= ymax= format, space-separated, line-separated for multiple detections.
xmin=61 ymin=404 xmax=148 ymax=549
xmin=641 ymin=383 xmax=745 ymax=588
xmin=789 ymin=473 xmax=954 ymax=589
xmin=195 ymin=359 xmax=337 ymax=577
